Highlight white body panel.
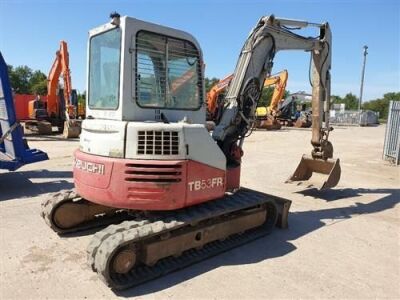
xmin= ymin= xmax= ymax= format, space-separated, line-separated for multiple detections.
xmin=85 ymin=17 xmax=206 ymax=124
xmin=80 ymin=119 xmax=127 ymax=158
xmin=80 ymin=119 xmax=226 ymax=171
xmin=182 ymin=125 xmax=226 ymax=170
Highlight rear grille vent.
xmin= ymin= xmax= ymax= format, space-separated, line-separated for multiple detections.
xmin=137 ymin=130 xmax=179 ymax=155
xmin=125 ymin=163 xmax=182 ymax=183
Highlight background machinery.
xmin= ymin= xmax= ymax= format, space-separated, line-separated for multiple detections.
xmin=0 ymin=52 xmax=48 ymax=171
xmin=254 ymin=69 xmax=288 ymax=130
xmin=42 ymin=14 xmax=341 ymax=290
xmin=277 ymin=95 xmax=312 ymax=128
xmin=26 ymin=41 xmax=81 ymax=138
xmin=206 ymin=74 xmax=233 ymax=122
xmin=207 ymin=70 xmax=288 ymax=131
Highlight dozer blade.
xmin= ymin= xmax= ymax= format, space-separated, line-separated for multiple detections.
xmin=286 ymin=155 xmax=341 ymax=190
xmin=63 ymin=120 xmax=81 ymax=139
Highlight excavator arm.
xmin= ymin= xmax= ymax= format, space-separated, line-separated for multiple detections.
xmin=47 ymin=41 xmax=81 ymax=138
xmin=212 ymin=15 xmax=340 ymax=189
xmin=207 ymin=74 xmax=234 ymax=121
xmin=47 ymin=41 xmax=75 ymax=119
xmin=59 ymin=41 xmax=73 ymax=115
xmin=47 ymin=48 xmax=62 ymax=117
xmin=265 ymin=69 xmax=288 ymax=115
xmin=255 ymin=69 xmax=288 ymax=124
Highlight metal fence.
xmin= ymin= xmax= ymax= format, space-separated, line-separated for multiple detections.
xmin=383 ymin=101 xmax=400 ymax=165
xmin=329 ymin=110 xmax=379 ymax=126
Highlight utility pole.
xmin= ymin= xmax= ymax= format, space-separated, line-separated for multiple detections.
xmin=359 ymin=45 xmax=368 ymax=112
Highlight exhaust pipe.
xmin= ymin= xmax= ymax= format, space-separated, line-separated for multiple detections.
xmin=286 ymin=155 xmax=341 ymax=190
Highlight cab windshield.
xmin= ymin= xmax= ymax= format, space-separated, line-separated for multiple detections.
xmin=88 ymin=28 xmax=121 ymax=110
xmin=136 ymin=31 xmax=202 ymax=110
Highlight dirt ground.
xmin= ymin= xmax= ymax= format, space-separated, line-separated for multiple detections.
xmin=0 ymin=125 xmax=399 ymax=299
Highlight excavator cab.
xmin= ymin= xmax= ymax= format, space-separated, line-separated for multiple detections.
xmin=28 ymin=97 xmax=48 ymax=120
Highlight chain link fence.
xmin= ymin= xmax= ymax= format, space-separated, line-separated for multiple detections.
xmin=383 ymin=101 xmax=400 ymax=165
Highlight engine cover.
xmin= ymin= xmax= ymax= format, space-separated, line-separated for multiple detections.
xmin=73 ymin=149 xmax=226 ymax=210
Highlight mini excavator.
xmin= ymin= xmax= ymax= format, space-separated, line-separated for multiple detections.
xmin=42 ymin=14 xmax=341 ymax=290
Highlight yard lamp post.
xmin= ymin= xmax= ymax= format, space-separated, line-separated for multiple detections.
xmin=358 ymin=45 xmax=368 ymax=112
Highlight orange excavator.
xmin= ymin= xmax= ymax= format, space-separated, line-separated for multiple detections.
xmin=206 ymin=74 xmax=234 ymax=122
xmin=26 ymin=41 xmax=81 ymax=138
xmin=207 ymin=70 xmax=288 ymax=130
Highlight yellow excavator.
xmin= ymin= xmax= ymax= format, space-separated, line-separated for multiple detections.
xmin=255 ymin=69 xmax=288 ymax=130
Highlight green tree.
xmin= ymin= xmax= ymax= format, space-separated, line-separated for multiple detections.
xmin=29 ymin=70 xmax=47 ymax=95
xmin=78 ymin=91 xmax=86 ymax=101
xmin=30 ymin=80 xmax=47 ymax=95
xmin=7 ymin=65 xmax=48 ymax=95
xmin=77 ymin=91 xmax=86 ymax=107
xmin=258 ymin=86 xmax=290 ymax=108
xmin=258 ymin=86 xmax=274 ymax=107
xmin=331 ymin=93 xmax=359 ymax=110
xmin=331 ymin=95 xmax=343 ymax=106
xmin=8 ymin=65 xmax=32 ymax=93
xmin=342 ymin=93 xmax=359 ymax=110
xmin=363 ymin=92 xmax=400 ymax=119
xmin=204 ymin=77 xmax=220 ymax=92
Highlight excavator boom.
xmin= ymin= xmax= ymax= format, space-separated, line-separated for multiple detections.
xmin=47 ymin=41 xmax=73 ymax=117
xmin=47 ymin=41 xmax=81 ymax=138
xmin=207 ymin=74 xmax=234 ymax=121
xmin=265 ymin=69 xmax=288 ymax=115
xmin=212 ymin=15 xmax=340 ymax=189
xmin=254 ymin=69 xmax=287 ymax=130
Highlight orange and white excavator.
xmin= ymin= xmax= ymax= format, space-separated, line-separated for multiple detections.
xmin=26 ymin=41 xmax=81 ymax=138
xmin=207 ymin=70 xmax=288 ymax=130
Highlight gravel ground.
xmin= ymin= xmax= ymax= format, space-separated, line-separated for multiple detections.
xmin=0 ymin=125 xmax=399 ymax=299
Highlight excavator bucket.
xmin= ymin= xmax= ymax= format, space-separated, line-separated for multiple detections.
xmin=63 ymin=120 xmax=81 ymax=139
xmin=294 ymin=118 xmax=311 ymax=128
xmin=257 ymin=118 xmax=282 ymax=130
xmin=286 ymin=155 xmax=341 ymax=190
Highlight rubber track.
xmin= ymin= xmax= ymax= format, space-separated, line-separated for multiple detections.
xmin=41 ymin=189 xmax=79 ymax=232
xmin=40 ymin=190 xmax=132 ymax=234
xmin=91 ymin=188 xmax=279 ymax=290
xmin=87 ymin=219 xmax=150 ymax=271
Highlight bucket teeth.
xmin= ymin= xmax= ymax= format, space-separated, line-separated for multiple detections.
xmin=286 ymin=155 xmax=341 ymax=190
